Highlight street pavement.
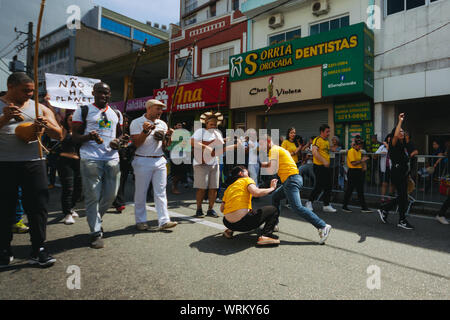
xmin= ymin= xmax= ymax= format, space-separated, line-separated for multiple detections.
xmin=1 ymin=180 xmax=449 ymax=300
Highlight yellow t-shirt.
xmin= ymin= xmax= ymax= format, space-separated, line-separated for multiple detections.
xmin=312 ymin=136 xmax=330 ymax=166
xmin=281 ymin=140 xmax=299 ymax=164
xmin=347 ymin=148 xmax=362 ymax=169
xmin=269 ymin=145 xmax=299 ymax=183
xmin=222 ymin=177 xmax=255 ymax=215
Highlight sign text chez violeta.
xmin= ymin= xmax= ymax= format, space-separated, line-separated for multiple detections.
xmin=229 ymin=22 xmax=374 ymax=98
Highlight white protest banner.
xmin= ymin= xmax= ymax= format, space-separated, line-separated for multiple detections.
xmin=45 ymin=73 xmax=101 ymax=110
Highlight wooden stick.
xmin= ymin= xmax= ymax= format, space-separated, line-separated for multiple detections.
xmin=33 ymin=0 xmax=46 ymax=159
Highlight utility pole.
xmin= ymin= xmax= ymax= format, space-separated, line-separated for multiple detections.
xmin=26 ymin=22 xmax=33 ymax=77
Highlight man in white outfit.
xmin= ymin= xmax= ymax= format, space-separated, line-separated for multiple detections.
xmin=130 ymin=99 xmax=177 ymax=231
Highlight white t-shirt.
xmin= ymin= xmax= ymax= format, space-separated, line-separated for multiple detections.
xmin=191 ymin=128 xmax=224 ymax=166
xmin=376 ymin=144 xmax=391 ymax=173
xmin=130 ymin=115 xmax=168 ymax=157
xmin=72 ymin=104 xmax=123 ymax=161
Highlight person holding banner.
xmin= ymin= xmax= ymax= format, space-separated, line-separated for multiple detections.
xmin=72 ymin=82 xmax=123 ymax=249
xmin=130 ymin=99 xmax=177 ymax=231
xmin=0 ymin=72 xmax=62 ymax=268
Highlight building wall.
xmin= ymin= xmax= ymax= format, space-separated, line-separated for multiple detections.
xmin=250 ymin=0 xmax=370 ymax=50
xmin=74 ymin=25 xmax=134 ymax=74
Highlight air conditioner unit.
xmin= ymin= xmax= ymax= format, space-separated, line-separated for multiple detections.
xmin=268 ymin=13 xmax=284 ymax=29
xmin=312 ymin=0 xmax=330 ymax=16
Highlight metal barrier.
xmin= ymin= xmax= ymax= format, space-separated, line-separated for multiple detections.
xmin=298 ymin=150 xmax=448 ymax=207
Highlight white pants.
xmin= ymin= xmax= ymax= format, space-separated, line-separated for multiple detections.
xmin=132 ymin=156 xmax=170 ymax=227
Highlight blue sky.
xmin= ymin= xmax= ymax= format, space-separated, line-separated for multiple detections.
xmin=0 ymin=0 xmax=180 ymax=90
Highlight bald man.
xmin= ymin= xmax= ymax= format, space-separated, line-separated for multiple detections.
xmin=72 ymin=82 xmax=123 ymax=249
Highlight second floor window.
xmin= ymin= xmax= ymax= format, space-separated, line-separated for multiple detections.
xmin=232 ymin=0 xmax=240 ymax=11
xmin=310 ymin=15 xmax=349 ymax=36
xmin=268 ymin=28 xmax=301 ymax=46
xmin=210 ymin=47 xmax=234 ymax=69
xmin=386 ymin=0 xmax=438 ymax=15
xmin=184 ymin=15 xmax=197 ymax=27
xmin=177 ymin=57 xmax=193 ymax=81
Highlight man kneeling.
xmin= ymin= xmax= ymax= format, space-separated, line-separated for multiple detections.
xmin=220 ymin=166 xmax=279 ymax=246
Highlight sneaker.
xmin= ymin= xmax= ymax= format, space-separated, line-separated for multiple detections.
xmin=136 ymin=222 xmax=148 ymax=231
xmin=378 ymin=209 xmax=388 ymax=224
xmin=256 ymin=235 xmax=280 ymax=246
xmin=361 ymin=208 xmax=372 ymax=213
xmin=436 ymin=215 xmax=449 ymax=225
xmin=158 ymin=221 xmax=178 ymax=231
xmin=306 ymin=201 xmax=313 ymax=211
xmin=397 ymin=219 xmax=414 ymax=230
xmin=70 ymin=209 xmax=79 ymax=218
xmin=116 ymin=205 xmax=126 ymax=213
xmin=206 ymin=209 xmax=219 ymax=218
xmin=90 ymin=235 xmax=104 ymax=249
xmin=195 ymin=209 xmax=205 ymax=218
xmin=64 ymin=214 xmax=75 ymax=225
xmin=323 ymin=205 xmax=337 ymax=213
xmin=0 ymin=249 xmax=13 ymax=268
xmin=342 ymin=207 xmax=352 ymax=213
xmin=12 ymin=219 xmax=29 ymax=233
xmin=215 ymin=198 xmax=222 ymax=203
xmin=28 ymin=248 xmax=56 ymax=267
xmin=318 ymin=224 xmax=332 ymax=245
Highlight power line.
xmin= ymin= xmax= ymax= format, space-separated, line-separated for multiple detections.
xmin=374 ymin=21 xmax=450 ymax=57
xmin=0 ymin=34 xmax=22 ymax=55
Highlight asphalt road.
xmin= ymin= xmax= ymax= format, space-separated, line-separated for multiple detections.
xmin=1 ymin=182 xmax=449 ymax=300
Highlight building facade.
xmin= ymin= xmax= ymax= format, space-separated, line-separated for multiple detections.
xmin=154 ymin=0 xmax=247 ymax=129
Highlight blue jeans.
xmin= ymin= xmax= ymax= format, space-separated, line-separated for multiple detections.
xmin=80 ymin=159 xmax=120 ymax=236
xmin=272 ymin=174 xmax=326 ymax=229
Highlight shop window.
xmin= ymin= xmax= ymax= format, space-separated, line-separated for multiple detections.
xmin=210 ymin=47 xmax=234 ymax=69
xmin=268 ymin=28 xmax=301 ymax=45
xmin=309 ymin=15 xmax=349 ymax=36
xmin=177 ymin=57 xmax=193 ymax=81
xmin=101 ymin=16 xmax=131 ymax=38
xmin=406 ymin=0 xmax=425 ymax=9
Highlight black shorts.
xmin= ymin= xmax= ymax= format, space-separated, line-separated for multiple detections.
xmin=380 ymin=169 xmax=391 ymax=183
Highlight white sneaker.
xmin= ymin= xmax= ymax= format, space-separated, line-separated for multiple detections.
xmin=64 ymin=214 xmax=75 ymax=225
xmin=318 ymin=224 xmax=332 ymax=245
xmin=70 ymin=209 xmax=79 ymax=218
xmin=323 ymin=205 xmax=337 ymax=213
xmin=306 ymin=201 xmax=313 ymax=211
xmin=436 ymin=215 xmax=449 ymax=225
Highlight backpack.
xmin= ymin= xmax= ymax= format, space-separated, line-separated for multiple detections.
xmin=80 ymin=105 xmax=122 ymax=138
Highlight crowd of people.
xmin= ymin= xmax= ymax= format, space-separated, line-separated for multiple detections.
xmin=1 ymin=72 xmax=449 ymax=269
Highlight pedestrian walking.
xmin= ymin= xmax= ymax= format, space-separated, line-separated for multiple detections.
xmin=260 ymin=136 xmax=332 ymax=244
xmin=375 ymin=134 xmax=394 ymax=204
xmin=342 ymin=136 xmax=371 ymax=213
xmin=377 ymin=113 xmax=415 ymax=230
xmin=57 ymin=111 xmax=82 ymax=225
xmin=72 ymin=82 xmax=123 ymax=248
xmin=220 ymin=166 xmax=280 ymax=246
xmin=130 ymin=99 xmax=177 ymax=231
xmin=0 ymin=72 xmax=62 ymax=268
xmin=306 ymin=124 xmax=337 ymax=213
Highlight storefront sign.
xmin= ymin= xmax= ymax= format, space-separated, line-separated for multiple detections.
xmin=109 ymin=96 xmax=154 ymax=113
xmin=334 ymin=101 xmax=371 ymax=123
xmin=229 ymin=22 xmax=374 ymax=98
xmin=153 ymin=77 xmax=228 ymax=112
xmin=230 ymin=67 xmax=321 ymax=109
xmin=348 ymin=122 xmax=373 ymax=148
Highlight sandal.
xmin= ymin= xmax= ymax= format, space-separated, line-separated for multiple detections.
xmin=222 ymin=229 xmax=234 ymax=239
